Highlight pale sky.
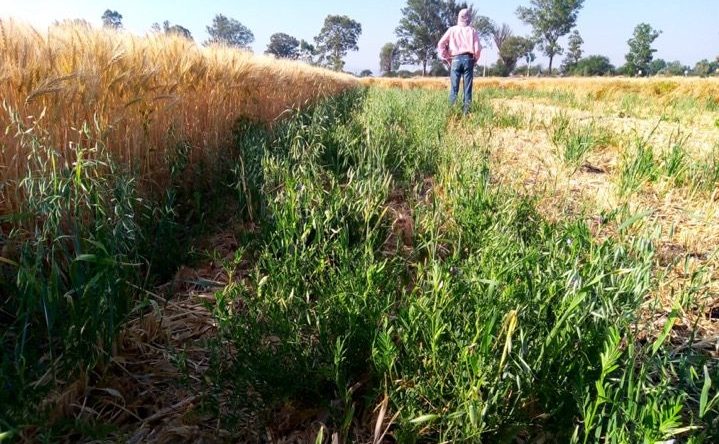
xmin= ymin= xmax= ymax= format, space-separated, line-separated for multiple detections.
xmin=2 ymin=0 xmax=718 ymax=74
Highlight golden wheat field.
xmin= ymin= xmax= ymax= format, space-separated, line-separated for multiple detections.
xmin=0 ymin=19 xmax=358 ymax=214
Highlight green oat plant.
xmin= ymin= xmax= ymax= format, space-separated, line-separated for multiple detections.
xmin=0 ymin=100 xmax=244 ymax=438
xmin=618 ymin=128 xmax=661 ymax=197
xmin=549 ymin=113 xmax=614 ymax=170
xmin=206 ymin=88 xmax=719 ymax=442
xmin=687 ymin=145 xmax=719 ymax=195
xmin=208 ymin=88 xmax=449 ymax=440
xmin=661 ymin=130 xmax=691 ymax=187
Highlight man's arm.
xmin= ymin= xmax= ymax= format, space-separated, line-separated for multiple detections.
xmin=437 ymin=29 xmax=451 ymax=61
xmin=473 ymin=30 xmax=481 ymax=61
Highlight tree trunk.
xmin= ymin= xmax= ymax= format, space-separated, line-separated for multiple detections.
xmin=548 ymin=55 xmax=554 ymax=76
xmin=422 ymin=60 xmax=427 ymax=76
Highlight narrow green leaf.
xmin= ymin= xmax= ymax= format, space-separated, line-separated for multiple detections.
xmin=410 ymin=414 xmax=440 ymax=425
xmin=652 ymin=309 xmax=679 ymax=356
xmin=618 ymin=210 xmax=654 ymax=232
xmin=700 ymin=365 xmax=711 ymax=418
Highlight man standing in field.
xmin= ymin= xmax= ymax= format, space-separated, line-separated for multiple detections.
xmin=437 ymin=8 xmax=481 ymax=115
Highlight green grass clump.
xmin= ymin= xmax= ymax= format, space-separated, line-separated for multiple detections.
xmin=469 ymin=99 xmax=523 ymax=129
xmin=618 ymin=136 xmax=659 ymax=196
xmin=550 ymin=114 xmax=613 ymax=169
xmin=688 ymin=146 xmax=719 ymax=194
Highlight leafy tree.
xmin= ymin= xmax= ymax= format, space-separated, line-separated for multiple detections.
xmin=491 ymin=23 xmax=513 ymax=52
xmin=499 ymin=36 xmax=535 ymax=76
xmin=395 ymin=0 xmax=471 ymax=75
xmin=624 ymin=23 xmax=661 ymax=76
xmin=314 ymin=15 xmax=362 ymax=71
xmin=573 ymin=55 xmax=614 ymax=76
xmin=205 ymin=14 xmax=254 ymax=49
xmin=648 ymin=58 xmax=667 ymax=75
xmin=473 ymin=15 xmax=496 ymax=48
xmin=152 ymin=21 xmax=193 ymax=40
xmin=359 ymin=69 xmax=374 ymax=77
xmin=514 ymin=64 xmax=544 ymax=76
xmin=662 ymin=60 xmax=689 ymax=76
xmin=298 ymin=40 xmax=317 ymax=65
xmin=523 ymin=47 xmax=537 ymax=76
xmin=379 ymin=42 xmax=401 ymax=75
xmin=693 ymin=59 xmax=719 ymax=77
xmin=561 ymin=30 xmax=583 ymax=73
xmin=429 ymin=59 xmax=449 ymax=76
xmin=101 ymin=9 xmax=123 ymax=29
xmin=516 ymin=0 xmax=585 ymax=74
xmin=266 ymin=33 xmax=300 ymax=59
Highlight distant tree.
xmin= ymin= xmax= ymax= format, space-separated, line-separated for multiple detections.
xmin=573 ymin=55 xmax=614 ymax=76
xmin=693 ymin=59 xmax=719 ymax=77
xmin=359 ymin=69 xmax=374 ymax=77
xmin=167 ymin=25 xmax=192 ymax=40
xmin=266 ymin=33 xmax=300 ymax=59
xmin=523 ymin=46 xmax=537 ymax=76
xmin=395 ymin=0 xmax=471 ymax=76
xmin=491 ymin=23 xmax=514 ymax=53
xmin=379 ymin=42 xmax=401 ymax=75
xmin=662 ymin=60 xmax=689 ymax=76
xmin=561 ymin=30 xmax=583 ymax=73
xmin=486 ymin=63 xmax=509 ymax=76
xmin=152 ymin=21 xmax=193 ymax=40
xmin=514 ymin=64 xmax=544 ymax=76
xmin=473 ymin=15 xmax=496 ymax=48
xmin=298 ymin=39 xmax=317 ymax=65
xmin=101 ymin=10 xmax=123 ymax=29
xmin=648 ymin=58 xmax=667 ymax=75
xmin=205 ymin=14 xmax=254 ymax=49
xmin=624 ymin=23 xmax=661 ymax=76
xmin=314 ymin=15 xmax=362 ymax=71
xmin=429 ymin=59 xmax=449 ymax=76
xmin=516 ymin=0 xmax=585 ymax=74
xmin=499 ymin=36 xmax=535 ymax=76
xmin=397 ymin=69 xmax=414 ymax=78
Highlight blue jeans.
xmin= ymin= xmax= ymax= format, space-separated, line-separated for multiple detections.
xmin=449 ymin=54 xmax=475 ymax=114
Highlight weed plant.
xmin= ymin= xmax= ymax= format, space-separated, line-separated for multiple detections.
xmin=207 ymin=89 xmax=719 ymax=442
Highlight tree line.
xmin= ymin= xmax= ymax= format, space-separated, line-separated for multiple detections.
xmin=100 ymin=9 xmax=362 ymax=72
xmin=100 ymin=4 xmax=718 ymax=78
